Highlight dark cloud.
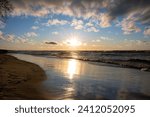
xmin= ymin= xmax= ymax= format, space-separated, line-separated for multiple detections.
xmin=10 ymin=0 xmax=150 ymax=24
xmin=70 ymin=0 xmax=106 ymax=17
xmin=0 ymin=0 xmax=13 ymax=22
xmin=11 ymin=0 xmax=106 ymax=18
xmin=109 ymin=0 xmax=150 ymax=16
xmin=138 ymin=9 xmax=150 ymax=24
xmin=108 ymin=0 xmax=150 ymax=24
xmin=45 ymin=42 xmax=57 ymax=45
xmin=5 ymin=0 xmax=150 ymax=34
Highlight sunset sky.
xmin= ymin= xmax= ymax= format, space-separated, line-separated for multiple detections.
xmin=0 ymin=0 xmax=150 ymax=50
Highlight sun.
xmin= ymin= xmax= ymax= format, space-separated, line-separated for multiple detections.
xmin=67 ymin=37 xmax=81 ymax=47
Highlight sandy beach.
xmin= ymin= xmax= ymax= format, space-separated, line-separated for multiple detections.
xmin=0 ymin=53 xmax=150 ymax=100
xmin=0 ymin=54 xmax=47 ymax=99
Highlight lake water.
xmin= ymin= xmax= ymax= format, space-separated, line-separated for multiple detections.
xmin=12 ymin=54 xmax=150 ymax=99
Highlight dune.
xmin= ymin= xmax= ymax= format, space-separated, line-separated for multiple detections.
xmin=0 ymin=54 xmax=47 ymax=99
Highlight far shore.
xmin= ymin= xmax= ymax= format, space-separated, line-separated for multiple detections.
xmin=0 ymin=54 xmax=47 ymax=99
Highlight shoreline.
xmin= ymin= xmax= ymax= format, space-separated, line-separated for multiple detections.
xmin=10 ymin=53 xmax=150 ymax=72
xmin=5 ymin=49 xmax=149 ymax=72
xmin=5 ymin=53 xmax=150 ymax=100
xmin=0 ymin=54 xmax=47 ymax=99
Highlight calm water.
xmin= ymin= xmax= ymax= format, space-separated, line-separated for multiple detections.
xmin=12 ymin=54 xmax=150 ymax=99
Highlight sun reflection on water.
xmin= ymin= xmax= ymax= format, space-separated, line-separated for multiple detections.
xmin=67 ymin=59 xmax=77 ymax=79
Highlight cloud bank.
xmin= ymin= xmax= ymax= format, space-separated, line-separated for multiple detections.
xmin=5 ymin=0 xmax=149 ymax=34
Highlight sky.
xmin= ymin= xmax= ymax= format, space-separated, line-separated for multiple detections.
xmin=0 ymin=0 xmax=150 ymax=50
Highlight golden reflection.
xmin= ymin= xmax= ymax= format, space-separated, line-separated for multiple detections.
xmin=67 ymin=59 xmax=77 ymax=79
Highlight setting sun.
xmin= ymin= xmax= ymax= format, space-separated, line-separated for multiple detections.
xmin=67 ymin=38 xmax=81 ymax=47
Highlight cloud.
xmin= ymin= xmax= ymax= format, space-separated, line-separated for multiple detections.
xmin=10 ymin=0 xmax=105 ymax=18
xmin=86 ymin=27 xmax=99 ymax=32
xmin=52 ymin=32 xmax=58 ymax=35
xmin=100 ymin=36 xmax=112 ymax=41
xmin=98 ymin=13 xmax=111 ymax=28
xmin=19 ymin=38 xmax=28 ymax=43
xmin=85 ymin=20 xmax=99 ymax=32
xmin=11 ymin=0 xmax=50 ymax=17
xmin=108 ymin=0 xmax=150 ymax=24
xmin=92 ymin=39 xmax=101 ymax=42
xmin=16 ymin=36 xmax=29 ymax=43
xmin=144 ymin=27 xmax=150 ymax=36
xmin=46 ymin=19 xmax=68 ymax=26
xmin=10 ymin=0 xmax=150 ymax=24
xmin=10 ymin=0 xmax=106 ymax=23
xmin=4 ymin=0 xmax=150 ymax=35
xmin=0 ymin=20 xmax=5 ymax=29
xmin=0 ymin=31 xmax=15 ymax=42
xmin=6 ymin=34 xmax=15 ymax=42
xmin=25 ymin=32 xmax=37 ymax=37
xmin=121 ymin=16 xmax=141 ymax=34
xmin=85 ymin=22 xmax=94 ymax=27
xmin=32 ymin=26 xmax=39 ymax=30
xmin=71 ymin=19 xmax=84 ymax=30
xmin=95 ymin=36 xmax=114 ymax=43
xmin=0 ymin=31 xmax=36 ymax=44
xmin=45 ymin=41 xmax=57 ymax=45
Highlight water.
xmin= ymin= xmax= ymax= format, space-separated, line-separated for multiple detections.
xmin=10 ymin=51 xmax=150 ymax=70
xmin=11 ymin=53 xmax=150 ymax=99
xmin=11 ymin=50 xmax=150 ymax=61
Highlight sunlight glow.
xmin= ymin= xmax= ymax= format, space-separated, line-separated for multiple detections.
xmin=67 ymin=37 xmax=81 ymax=47
xmin=67 ymin=59 xmax=77 ymax=79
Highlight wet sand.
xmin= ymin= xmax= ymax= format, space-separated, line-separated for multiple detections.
xmin=0 ymin=54 xmax=47 ymax=99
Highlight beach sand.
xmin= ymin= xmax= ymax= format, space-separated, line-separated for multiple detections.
xmin=0 ymin=54 xmax=47 ymax=99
